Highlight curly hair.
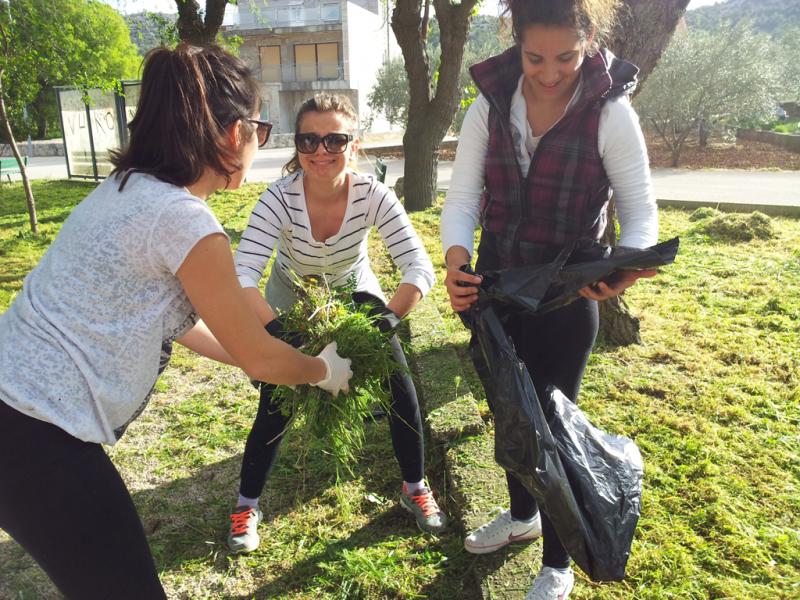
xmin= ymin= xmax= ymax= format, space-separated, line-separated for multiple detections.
xmin=501 ymin=0 xmax=620 ymax=52
xmin=283 ymin=93 xmax=359 ymax=175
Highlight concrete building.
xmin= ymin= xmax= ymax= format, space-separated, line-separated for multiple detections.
xmin=225 ymin=0 xmax=400 ymax=137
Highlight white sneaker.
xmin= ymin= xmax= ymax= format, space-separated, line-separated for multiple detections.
xmin=524 ymin=566 xmax=575 ymax=600
xmin=464 ymin=508 xmax=541 ymax=554
xmin=227 ymin=505 xmax=262 ymax=553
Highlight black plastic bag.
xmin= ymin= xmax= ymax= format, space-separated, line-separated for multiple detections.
xmin=479 ymin=237 xmax=680 ymax=316
xmin=466 ymin=237 xmax=679 ymax=582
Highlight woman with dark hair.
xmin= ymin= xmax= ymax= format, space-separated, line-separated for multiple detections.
xmin=0 ymin=44 xmax=352 ymax=599
xmin=440 ymin=1 xmax=659 ymax=598
xmin=227 ymin=93 xmax=446 ymax=553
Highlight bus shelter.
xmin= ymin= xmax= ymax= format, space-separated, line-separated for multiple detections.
xmin=55 ymin=81 xmax=140 ymax=180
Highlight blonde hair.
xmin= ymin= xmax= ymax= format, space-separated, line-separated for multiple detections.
xmin=283 ymin=93 xmax=359 ymax=175
xmin=501 ymin=0 xmax=620 ymax=53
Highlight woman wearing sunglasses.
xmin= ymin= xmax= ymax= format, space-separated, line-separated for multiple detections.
xmin=0 ymin=45 xmax=353 ymax=599
xmin=228 ymin=93 xmax=445 ymax=552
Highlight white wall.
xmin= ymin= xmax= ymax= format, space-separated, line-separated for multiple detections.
xmin=343 ymin=0 xmax=398 ymax=133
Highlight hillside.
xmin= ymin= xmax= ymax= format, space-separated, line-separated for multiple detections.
xmin=125 ymin=12 xmax=177 ymax=55
xmin=686 ymin=0 xmax=800 ymax=34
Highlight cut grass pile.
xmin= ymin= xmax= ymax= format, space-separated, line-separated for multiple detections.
xmin=270 ymin=275 xmax=400 ymax=472
xmin=0 ymin=180 xmax=798 ymax=599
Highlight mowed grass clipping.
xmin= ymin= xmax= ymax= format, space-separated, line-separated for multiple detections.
xmin=0 ymin=180 xmax=798 ymax=599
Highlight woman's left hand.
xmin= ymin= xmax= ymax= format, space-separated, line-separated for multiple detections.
xmin=578 ymin=269 xmax=658 ymax=301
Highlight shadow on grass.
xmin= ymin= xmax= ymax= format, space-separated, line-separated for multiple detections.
xmin=0 ymin=417 xmax=487 ymax=599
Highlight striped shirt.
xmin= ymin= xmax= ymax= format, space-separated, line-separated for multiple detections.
xmin=235 ymin=169 xmax=435 ymax=303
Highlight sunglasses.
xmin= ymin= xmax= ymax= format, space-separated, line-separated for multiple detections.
xmin=295 ymin=132 xmax=353 ymax=154
xmin=247 ymin=119 xmax=273 ymax=147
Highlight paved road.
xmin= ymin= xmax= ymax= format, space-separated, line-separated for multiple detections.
xmin=9 ymin=149 xmax=800 ymax=215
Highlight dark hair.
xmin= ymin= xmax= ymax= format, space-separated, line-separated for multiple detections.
xmin=501 ymin=0 xmax=619 ymax=52
xmin=283 ymin=93 xmax=358 ymax=175
xmin=111 ymin=43 xmax=261 ymax=188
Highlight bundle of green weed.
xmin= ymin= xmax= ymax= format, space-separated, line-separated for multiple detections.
xmin=272 ymin=276 xmax=402 ymax=471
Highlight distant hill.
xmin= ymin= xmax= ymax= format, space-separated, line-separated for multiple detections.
xmin=686 ymin=0 xmax=800 ymax=35
xmin=125 ymin=12 xmax=177 ymax=56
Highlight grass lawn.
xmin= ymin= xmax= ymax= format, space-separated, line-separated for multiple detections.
xmin=1 ymin=180 xmax=798 ymax=599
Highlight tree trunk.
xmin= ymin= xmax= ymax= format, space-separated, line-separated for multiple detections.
xmin=608 ymin=0 xmax=692 ymax=90
xmin=401 ymin=126 xmax=438 ymax=211
xmin=698 ymin=119 xmax=709 ymax=148
xmin=597 ymin=0 xmax=690 ymax=346
xmin=391 ymin=0 xmax=478 ymax=212
xmin=32 ymin=87 xmax=50 ymax=139
xmin=598 ymin=199 xmax=641 ymax=345
xmin=0 ymin=72 xmax=38 ymax=234
xmin=175 ymin=0 xmax=228 ymax=46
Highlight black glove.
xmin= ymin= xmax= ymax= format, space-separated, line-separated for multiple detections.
xmin=251 ymin=317 xmax=306 ymax=390
xmin=265 ymin=317 xmax=305 ymax=349
xmin=351 ymin=291 xmax=402 ymax=334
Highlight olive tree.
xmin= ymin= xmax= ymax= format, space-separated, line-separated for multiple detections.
xmin=633 ymin=22 xmax=781 ymax=167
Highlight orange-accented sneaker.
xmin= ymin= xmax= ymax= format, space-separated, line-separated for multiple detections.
xmin=227 ymin=505 xmax=262 ymax=553
xmin=400 ymin=484 xmax=448 ymax=534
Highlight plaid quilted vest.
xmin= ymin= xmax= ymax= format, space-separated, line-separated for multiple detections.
xmin=469 ymin=46 xmax=638 ymax=269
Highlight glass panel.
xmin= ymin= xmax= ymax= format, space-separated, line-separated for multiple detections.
xmin=295 ymin=44 xmax=316 ymax=81
xmin=317 ymin=43 xmax=339 ymax=80
xmin=86 ymin=89 xmax=120 ymax=177
xmin=321 ymin=3 xmax=340 ymax=21
xmin=260 ymin=46 xmax=281 ymax=82
xmin=121 ymin=82 xmax=140 ymax=134
xmin=59 ymin=89 xmax=94 ymax=177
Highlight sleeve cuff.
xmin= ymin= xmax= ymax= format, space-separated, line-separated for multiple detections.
xmin=237 ymin=274 xmax=260 ymax=289
xmin=401 ymin=270 xmax=434 ymax=298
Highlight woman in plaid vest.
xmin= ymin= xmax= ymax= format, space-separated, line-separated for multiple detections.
xmin=440 ymin=1 xmax=659 ymax=598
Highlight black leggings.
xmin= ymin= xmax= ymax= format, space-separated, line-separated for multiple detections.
xmin=0 ymin=399 xmax=166 ymax=600
xmin=239 ymin=334 xmax=425 ymax=498
xmin=474 ymin=297 xmax=599 ymax=569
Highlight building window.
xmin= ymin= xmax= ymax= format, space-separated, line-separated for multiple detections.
xmin=294 ymin=43 xmax=340 ymax=82
xmin=321 ymin=2 xmax=340 ymax=21
xmin=259 ymin=46 xmax=281 ymax=83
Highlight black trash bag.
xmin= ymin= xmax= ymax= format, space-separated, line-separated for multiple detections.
xmin=470 ymin=301 xmax=642 ymax=582
xmin=464 ymin=237 xmax=679 ymax=581
xmin=480 ymin=237 xmax=680 ymax=316
xmin=542 ymin=385 xmax=644 ymax=582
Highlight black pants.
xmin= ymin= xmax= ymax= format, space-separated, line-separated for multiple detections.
xmin=474 ymin=297 xmax=599 ymax=569
xmin=239 ymin=334 xmax=425 ymax=498
xmin=0 ymin=399 xmax=166 ymax=600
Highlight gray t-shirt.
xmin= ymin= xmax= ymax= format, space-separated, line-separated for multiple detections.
xmin=0 ymin=172 xmax=225 ymax=444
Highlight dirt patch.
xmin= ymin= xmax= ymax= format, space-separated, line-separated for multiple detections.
xmin=367 ymin=136 xmax=800 ymax=171
xmin=645 ymin=137 xmax=800 ymax=170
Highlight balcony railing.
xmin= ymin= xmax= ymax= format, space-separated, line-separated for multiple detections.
xmin=259 ymin=62 xmax=344 ymax=84
xmin=232 ymin=4 xmax=342 ymax=30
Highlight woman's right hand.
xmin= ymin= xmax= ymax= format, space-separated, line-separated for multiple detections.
xmin=312 ymin=342 xmax=353 ymax=397
xmin=444 ymin=246 xmax=482 ymax=313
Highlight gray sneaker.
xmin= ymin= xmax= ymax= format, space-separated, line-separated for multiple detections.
xmin=399 ymin=484 xmax=448 ymax=534
xmin=524 ymin=566 xmax=575 ymax=600
xmin=227 ymin=505 xmax=262 ymax=553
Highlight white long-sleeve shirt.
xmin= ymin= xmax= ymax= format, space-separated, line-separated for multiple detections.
xmin=441 ymin=75 xmax=658 ymax=259
xmin=235 ymin=169 xmax=435 ymax=309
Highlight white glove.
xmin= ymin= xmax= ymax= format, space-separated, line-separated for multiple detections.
xmin=312 ymin=341 xmax=353 ymax=397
